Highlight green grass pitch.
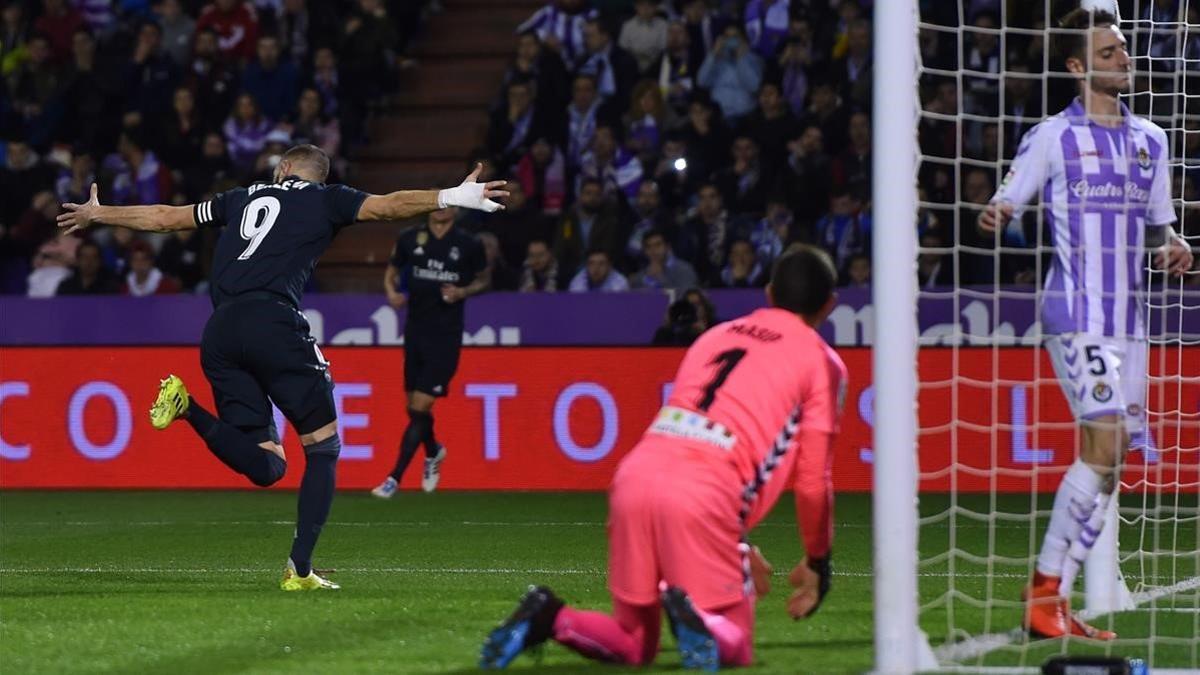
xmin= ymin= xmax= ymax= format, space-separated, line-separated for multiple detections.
xmin=1 ymin=491 xmax=1195 ymax=673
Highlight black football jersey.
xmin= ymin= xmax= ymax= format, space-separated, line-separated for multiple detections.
xmin=390 ymin=225 xmax=486 ymax=335
xmin=195 ymin=176 xmax=367 ymax=308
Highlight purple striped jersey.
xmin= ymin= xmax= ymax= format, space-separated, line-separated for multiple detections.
xmin=992 ymin=99 xmax=1177 ymax=339
xmin=517 ymin=4 xmax=590 ymax=69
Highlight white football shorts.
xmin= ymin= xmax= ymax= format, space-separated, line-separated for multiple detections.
xmin=1045 ymin=333 xmax=1147 ymax=433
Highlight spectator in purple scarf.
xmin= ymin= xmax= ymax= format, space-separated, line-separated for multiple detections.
xmin=744 ymin=0 xmax=790 ymax=60
xmin=223 ymin=93 xmax=272 ymax=175
xmin=775 ymin=21 xmax=816 ymax=117
xmin=625 ymin=80 xmax=673 ymax=167
xmin=107 ymin=130 xmax=174 ymax=206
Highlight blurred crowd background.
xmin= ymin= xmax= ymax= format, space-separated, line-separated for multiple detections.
xmin=0 ymin=0 xmax=1196 ymax=301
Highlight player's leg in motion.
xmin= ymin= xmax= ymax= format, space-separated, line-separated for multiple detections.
xmin=152 ymin=379 xmax=287 ymax=487
xmin=1026 ymin=336 xmax=1126 ymax=639
xmin=151 ymin=309 xmax=289 ymax=489
xmin=372 ymin=386 xmax=448 ymax=492
xmin=257 ymin=312 xmax=343 ymax=591
xmin=281 ymin=420 xmax=341 ymax=590
xmin=410 ymin=332 xmax=458 ymax=492
xmin=373 ymin=391 xmax=440 ymax=497
xmin=374 ymin=331 xmax=455 ymax=498
xmin=419 ymin=398 xmax=448 ymax=491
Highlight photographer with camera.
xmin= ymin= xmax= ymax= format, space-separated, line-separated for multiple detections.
xmin=696 ymin=25 xmax=763 ymax=123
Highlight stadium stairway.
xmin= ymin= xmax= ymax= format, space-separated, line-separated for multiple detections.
xmin=318 ymin=0 xmax=543 ymax=291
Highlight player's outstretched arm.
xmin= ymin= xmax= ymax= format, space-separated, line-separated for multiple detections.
xmin=57 ymin=183 xmax=196 ymax=235
xmin=356 ymin=163 xmax=509 ymax=222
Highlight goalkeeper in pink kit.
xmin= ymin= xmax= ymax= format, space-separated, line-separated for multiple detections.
xmin=480 ymin=245 xmax=846 ymax=670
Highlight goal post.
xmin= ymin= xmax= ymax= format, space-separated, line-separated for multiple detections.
xmin=870 ymin=0 xmax=925 ymax=672
xmin=874 ymin=0 xmax=1199 ymax=671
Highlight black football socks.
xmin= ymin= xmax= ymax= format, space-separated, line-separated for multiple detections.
xmin=423 ymin=412 xmax=440 ymax=457
xmin=289 ymin=435 xmax=340 ymax=577
xmin=185 ymin=399 xmax=286 ymax=487
xmin=389 ymin=408 xmax=432 ymax=481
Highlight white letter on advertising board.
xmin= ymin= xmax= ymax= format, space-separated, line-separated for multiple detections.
xmin=0 ymin=381 xmax=31 ymax=460
xmin=68 ymin=382 xmax=132 ymax=460
xmin=335 ymin=383 xmax=373 ymax=460
xmin=554 ymin=383 xmax=618 ymax=463
xmin=465 ymin=384 xmax=518 ymax=460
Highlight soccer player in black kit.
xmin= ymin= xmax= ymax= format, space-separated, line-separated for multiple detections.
xmin=56 ymin=145 xmax=507 ymax=591
xmin=371 ymin=206 xmax=488 ymax=498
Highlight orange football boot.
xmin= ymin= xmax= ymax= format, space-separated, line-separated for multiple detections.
xmin=1022 ymin=572 xmax=1117 ymax=640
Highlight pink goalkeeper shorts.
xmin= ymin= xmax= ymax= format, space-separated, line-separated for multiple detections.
xmin=607 ymin=439 xmax=751 ymax=610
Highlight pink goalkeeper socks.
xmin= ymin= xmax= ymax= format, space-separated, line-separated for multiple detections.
xmin=552 ymin=606 xmax=643 ymax=664
xmin=551 ymin=600 xmax=751 ymax=667
xmin=692 ymin=604 xmax=753 ymax=666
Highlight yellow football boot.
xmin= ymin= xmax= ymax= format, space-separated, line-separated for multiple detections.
xmin=149 ymin=375 xmax=189 ymax=430
xmin=280 ymin=560 xmax=340 ymax=591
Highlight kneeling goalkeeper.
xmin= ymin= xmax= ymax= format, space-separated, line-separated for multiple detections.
xmin=480 ymin=245 xmax=846 ymax=670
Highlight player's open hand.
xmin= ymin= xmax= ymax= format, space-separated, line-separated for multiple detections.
xmin=977 ymin=202 xmax=1013 ymax=235
xmin=57 ymin=182 xmax=101 ymax=235
xmin=786 ymin=556 xmax=831 ymax=620
xmin=438 ymin=163 xmax=509 ymax=213
xmin=1153 ymin=235 xmax=1194 ymax=277
xmin=387 ymin=290 xmax=407 ymax=309
xmin=749 ymin=545 xmax=772 ymax=597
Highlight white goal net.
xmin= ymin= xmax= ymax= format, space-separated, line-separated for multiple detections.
xmin=909 ymin=0 xmax=1199 ymax=670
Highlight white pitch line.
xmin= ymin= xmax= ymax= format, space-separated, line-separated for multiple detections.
xmin=0 ymin=566 xmax=601 ymax=575
xmin=0 ymin=567 xmax=1033 ymax=580
xmin=0 ymin=519 xmax=1022 ymax=530
xmin=931 ymin=662 xmax=1200 ymax=667
xmin=933 ymin=576 xmax=1200 ymax=665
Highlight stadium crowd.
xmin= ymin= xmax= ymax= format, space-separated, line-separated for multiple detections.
xmin=468 ymin=0 xmax=1200 ymax=297
xmin=1 ymin=0 xmax=1197 ymax=299
xmin=0 ymin=0 xmax=429 ymax=296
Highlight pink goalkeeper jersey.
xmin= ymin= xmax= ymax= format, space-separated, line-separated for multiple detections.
xmin=642 ymin=307 xmax=846 ymax=541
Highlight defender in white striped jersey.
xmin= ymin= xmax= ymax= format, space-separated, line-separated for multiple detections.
xmin=977 ymin=7 xmax=1193 ymax=640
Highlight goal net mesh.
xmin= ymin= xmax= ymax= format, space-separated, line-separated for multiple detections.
xmin=913 ymin=0 xmax=1198 ymax=668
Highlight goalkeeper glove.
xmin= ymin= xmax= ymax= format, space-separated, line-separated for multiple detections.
xmin=786 ymin=554 xmax=831 ymax=620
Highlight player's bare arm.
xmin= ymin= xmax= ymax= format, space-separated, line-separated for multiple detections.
xmin=384 ymin=264 xmax=406 ymax=308
xmin=357 ymin=163 xmax=509 ymax=222
xmin=57 ymin=183 xmax=196 ymax=235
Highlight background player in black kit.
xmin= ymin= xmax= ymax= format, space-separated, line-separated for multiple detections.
xmin=56 ymin=145 xmax=507 ymax=591
xmin=371 ymin=207 xmax=488 ymax=498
